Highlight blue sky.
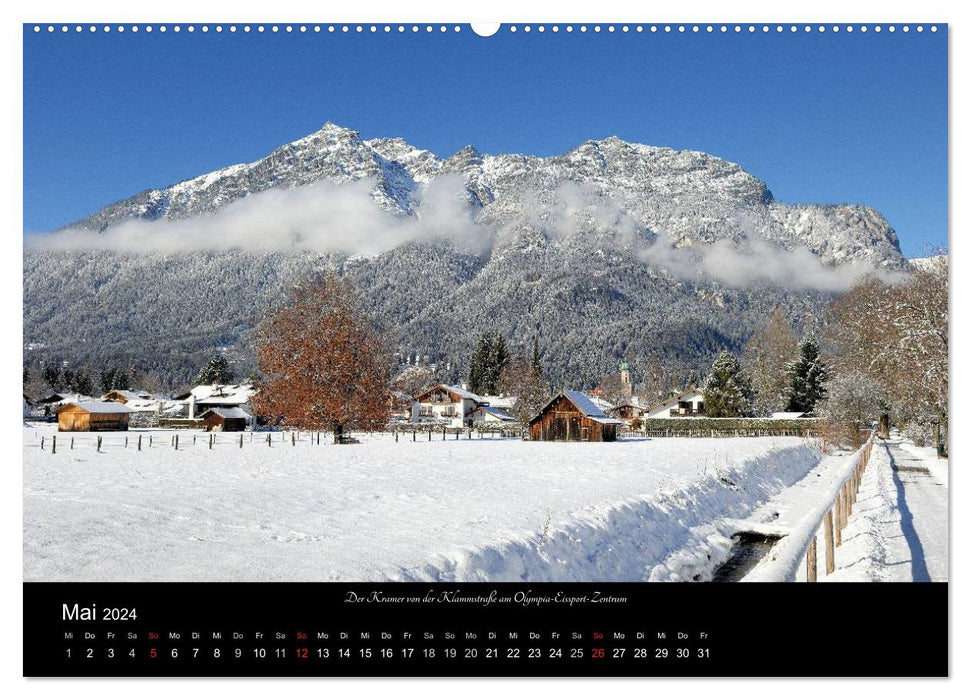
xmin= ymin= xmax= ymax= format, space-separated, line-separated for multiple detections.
xmin=23 ymin=23 xmax=947 ymax=256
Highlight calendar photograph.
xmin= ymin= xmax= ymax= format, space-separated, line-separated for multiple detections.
xmin=21 ymin=18 xmax=949 ymax=677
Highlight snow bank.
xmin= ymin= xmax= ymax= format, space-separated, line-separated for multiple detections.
xmin=23 ymin=427 xmax=822 ymax=582
xmin=744 ymin=437 xmax=873 ymax=582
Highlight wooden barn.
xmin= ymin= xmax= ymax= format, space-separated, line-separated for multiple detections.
xmin=199 ymin=407 xmax=251 ymax=432
xmin=56 ymin=401 xmax=133 ymax=432
xmin=528 ymin=391 xmax=624 ymax=442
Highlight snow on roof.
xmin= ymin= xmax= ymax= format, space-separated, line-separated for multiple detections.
xmin=418 ymin=384 xmax=485 ymax=403
xmin=190 ymin=384 xmax=256 ymax=401
xmin=104 ymin=389 xmax=154 ymax=402
xmin=60 ymin=401 xmax=135 ymax=414
xmin=588 ymin=395 xmax=615 ymax=411
xmin=479 ymin=394 xmax=518 ymax=409
xmin=769 ymin=411 xmax=808 ymax=420
xmin=476 ymin=406 xmax=516 ymax=421
xmin=200 ymin=407 xmax=252 ymax=420
xmin=563 ymin=391 xmax=624 ymax=424
xmin=124 ymin=399 xmax=162 ymax=412
xmin=644 ymin=388 xmax=704 ymax=412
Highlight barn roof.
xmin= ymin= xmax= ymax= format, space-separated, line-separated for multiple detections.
xmin=529 ymin=391 xmax=624 ymax=425
xmin=199 ymin=407 xmax=252 ymax=420
xmin=59 ymin=401 xmax=135 ymax=414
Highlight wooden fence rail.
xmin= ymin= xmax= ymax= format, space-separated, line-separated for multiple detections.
xmin=801 ymin=432 xmax=875 ymax=581
xmin=744 ymin=431 xmax=875 ymax=583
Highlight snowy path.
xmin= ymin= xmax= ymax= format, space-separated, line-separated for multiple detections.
xmin=796 ymin=438 xmax=948 ymax=583
xmin=884 ymin=439 xmax=948 ymax=582
xmin=23 ymin=426 xmax=824 ymax=582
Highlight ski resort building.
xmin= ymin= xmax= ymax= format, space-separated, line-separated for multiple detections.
xmin=56 ymin=401 xmax=133 ymax=432
xmin=643 ymin=389 xmax=707 ymax=418
xmin=414 ymin=384 xmax=485 ymax=428
xmin=528 ymin=391 xmax=623 ymax=442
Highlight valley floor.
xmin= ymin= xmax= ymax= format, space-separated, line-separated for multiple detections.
xmin=24 ymin=425 xmax=830 ymax=582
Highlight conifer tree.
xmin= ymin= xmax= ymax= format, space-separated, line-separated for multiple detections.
xmin=467 ymin=334 xmax=493 ymax=395
xmin=531 ymin=336 xmax=542 ymax=378
xmin=196 ymin=354 xmax=234 ymax=385
xmin=785 ymin=337 xmax=828 ymax=414
xmin=703 ymin=350 xmax=754 ymax=417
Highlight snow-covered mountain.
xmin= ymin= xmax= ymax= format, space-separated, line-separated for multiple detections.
xmin=69 ymin=122 xmax=904 ymax=270
xmin=26 ymin=123 xmax=909 ymax=388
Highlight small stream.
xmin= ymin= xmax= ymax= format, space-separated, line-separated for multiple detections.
xmin=710 ymin=532 xmax=783 ymax=582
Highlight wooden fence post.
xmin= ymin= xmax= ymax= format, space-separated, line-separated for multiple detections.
xmin=807 ymin=537 xmax=818 ymax=582
xmin=71 ymin=437 xmax=74 ymax=450
xmin=240 ymin=433 xmax=244 ymax=448
xmin=824 ymin=511 xmax=835 ymax=574
xmin=292 ymin=432 xmax=296 ymax=446
xmin=96 ymin=436 xmax=102 ymax=452
xmin=125 ymin=436 xmax=128 ymax=448
xmin=137 ymin=435 xmax=141 ymax=451
xmin=52 ymin=435 xmax=56 ymax=454
xmin=175 ymin=434 xmax=179 ymax=450
xmin=40 ymin=437 xmax=44 ymax=450
xmin=149 ymin=436 xmax=152 ymax=447
xmin=835 ymin=491 xmax=843 ymax=546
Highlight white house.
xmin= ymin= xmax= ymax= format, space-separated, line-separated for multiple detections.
xmin=172 ymin=384 xmax=258 ymax=425
xmin=469 ymin=405 xmax=517 ymax=424
xmin=643 ymin=389 xmax=707 ymax=418
xmin=414 ymin=384 xmax=486 ymax=428
xmin=478 ymin=394 xmax=519 ymax=413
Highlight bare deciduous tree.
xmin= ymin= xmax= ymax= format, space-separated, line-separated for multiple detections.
xmin=742 ymin=306 xmax=798 ymax=416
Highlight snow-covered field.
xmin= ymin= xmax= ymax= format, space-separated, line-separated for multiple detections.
xmin=23 ymin=424 xmax=825 ymax=582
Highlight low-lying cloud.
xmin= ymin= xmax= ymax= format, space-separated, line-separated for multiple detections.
xmin=26 ymin=174 xmax=490 ymax=257
xmin=26 ymin=175 xmax=901 ymax=292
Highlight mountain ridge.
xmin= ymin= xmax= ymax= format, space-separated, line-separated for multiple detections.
xmin=27 ymin=122 xmax=909 ymax=389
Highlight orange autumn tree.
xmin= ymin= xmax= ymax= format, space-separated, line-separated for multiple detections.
xmin=252 ymin=272 xmax=389 ymax=443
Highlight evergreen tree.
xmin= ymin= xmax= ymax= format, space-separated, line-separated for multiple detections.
xmin=467 ymin=334 xmax=493 ymax=395
xmin=70 ymin=367 xmax=94 ymax=396
xmin=703 ymin=350 xmax=754 ymax=417
xmin=485 ymin=334 xmax=510 ymax=395
xmin=531 ymin=336 xmax=542 ymax=378
xmin=785 ymin=337 xmax=828 ymax=414
xmin=100 ymin=366 xmax=117 ymax=393
xmin=196 ymin=354 xmax=234 ymax=385
xmin=42 ymin=362 xmax=61 ymax=391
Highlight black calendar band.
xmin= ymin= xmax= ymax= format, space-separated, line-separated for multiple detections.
xmin=24 ymin=582 xmax=947 ymax=677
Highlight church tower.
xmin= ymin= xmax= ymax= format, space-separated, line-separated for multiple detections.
xmin=619 ymin=359 xmax=632 ymax=397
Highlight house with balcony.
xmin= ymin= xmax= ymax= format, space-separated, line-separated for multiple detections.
xmin=414 ymin=384 xmax=486 ymax=428
xmin=643 ymin=389 xmax=707 ymax=419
